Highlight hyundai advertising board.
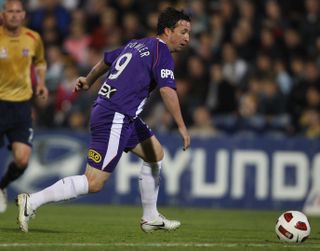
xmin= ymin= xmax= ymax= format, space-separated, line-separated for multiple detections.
xmin=1 ymin=131 xmax=319 ymax=212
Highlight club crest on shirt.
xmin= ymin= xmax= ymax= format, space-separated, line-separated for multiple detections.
xmin=22 ymin=48 xmax=29 ymax=57
xmin=0 ymin=48 xmax=8 ymax=59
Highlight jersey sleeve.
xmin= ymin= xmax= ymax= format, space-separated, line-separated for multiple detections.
xmin=33 ymin=32 xmax=46 ymax=69
xmin=103 ymin=47 xmax=124 ymax=66
xmin=152 ymin=41 xmax=176 ymax=89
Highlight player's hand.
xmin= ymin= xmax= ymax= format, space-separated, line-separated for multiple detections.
xmin=178 ymin=126 xmax=190 ymax=151
xmin=36 ymin=84 xmax=48 ymax=100
xmin=74 ymin=77 xmax=90 ymax=92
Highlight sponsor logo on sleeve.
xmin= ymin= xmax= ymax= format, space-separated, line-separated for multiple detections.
xmin=160 ymin=69 xmax=175 ymax=79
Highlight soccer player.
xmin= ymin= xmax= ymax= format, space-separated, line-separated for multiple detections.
xmin=17 ymin=7 xmax=191 ymax=233
xmin=0 ymin=0 xmax=47 ymax=212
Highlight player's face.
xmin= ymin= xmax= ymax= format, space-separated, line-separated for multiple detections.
xmin=167 ymin=20 xmax=191 ymax=52
xmin=2 ymin=1 xmax=25 ymax=31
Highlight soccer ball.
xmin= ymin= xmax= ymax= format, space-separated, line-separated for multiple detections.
xmin=275 ymin=211 xmax=311 ymax=243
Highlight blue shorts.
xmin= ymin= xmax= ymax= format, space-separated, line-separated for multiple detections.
xmin=0 ymin=100 xmax=33 ymax=148
xmin=87 ymin=103 xmax=154 ymax=172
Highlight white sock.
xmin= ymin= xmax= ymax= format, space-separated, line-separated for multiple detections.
xmin=29 ymin=175 xmax=89 ymax=210
xmin=139 ymin=161 xmax=161 ymax=221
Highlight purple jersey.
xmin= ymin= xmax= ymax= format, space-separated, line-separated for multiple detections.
xmin=96 ymin=37 xmax=176 ymax=118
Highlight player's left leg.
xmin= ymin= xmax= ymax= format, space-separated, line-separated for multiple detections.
xmin=0 ymin=142 xmax=31 ymax=190
xmin=0 ymin=100 xmax=33 ymax=213
xmin=131 ymin=135 xmax=163 ymax=220
xmin=130 ymin=132 xmax=181 ymax=232
xmin=0 ymin=142 xmax=31 ymax=213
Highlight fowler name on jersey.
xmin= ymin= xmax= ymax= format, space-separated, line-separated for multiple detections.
xmin=125 ymin=42 xmax=150 ymax=58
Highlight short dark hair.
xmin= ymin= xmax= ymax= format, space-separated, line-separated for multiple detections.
xmin=157 ymin=7 xmax=191 ymax=35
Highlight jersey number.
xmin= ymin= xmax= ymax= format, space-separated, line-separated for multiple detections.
xmin=108 ymin=53 xmax=132 ymax=80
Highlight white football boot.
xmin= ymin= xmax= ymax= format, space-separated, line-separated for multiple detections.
xmin=0 ymin=189 xmax=7 ymax=213
xmin=140 ymin=214 xmax=181 ymax=233
xmin=16 ymin=193 xmax=36 ymax=232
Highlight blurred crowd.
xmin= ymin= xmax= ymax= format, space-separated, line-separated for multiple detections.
xmin=2 ymin=0 xmax=320 ymax=138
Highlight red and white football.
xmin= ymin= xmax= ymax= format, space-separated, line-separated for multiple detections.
xmin=275 ymin=211 xmax=311 ymax=243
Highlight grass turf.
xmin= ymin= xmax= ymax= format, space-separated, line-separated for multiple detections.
xmin=0 ymin=203 xmax=319 ymax=251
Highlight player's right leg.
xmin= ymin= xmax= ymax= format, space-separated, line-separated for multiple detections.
xmin=17 ymin=165 xmax=111 ymax=232
xmin=16 ymin=193 xmax=35 ymax=232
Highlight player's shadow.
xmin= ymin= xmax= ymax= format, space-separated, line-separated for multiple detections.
xmin=0 ymin=227 xmax=65 ymax=233
xmin=309 ymin=237 xmax=320 ymax=240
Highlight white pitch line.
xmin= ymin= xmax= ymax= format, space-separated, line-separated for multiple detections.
xmin=0 ymin=243 xmax=319 ymax=249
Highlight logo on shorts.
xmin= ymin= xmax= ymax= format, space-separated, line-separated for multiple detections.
xmin=88 ymin=149 xmax=102 ymax=163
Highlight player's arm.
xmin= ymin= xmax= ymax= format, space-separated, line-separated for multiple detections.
xmin=34 ymin=33 xmax=48 ymax=100
xmin=35 ymin=66 xmax=48 ymax=99
xmin=74 ymin=59 xmax=109 ymax=92
xmin=74 ymin=47 xmax=124 ymax=92
xmin=153 ymin=42 xmax=190 ymax=150
xmin=160 ymin=86 xmax=190 ymax=150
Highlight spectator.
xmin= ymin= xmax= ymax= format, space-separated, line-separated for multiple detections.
xmin=236 ymin=93 xmax=266 ymax=133
xmin=231 ymin=18 xmax=256 ymax=62
xmin=45 ymin=45 xmax=65 ymax=91
xmin=63 ymin=21 xmax=91 ymax=66
xmin=90 ymin=8 xmax=118 ymax=50
xmin=221 ymin=42 xmax=248 ymax=87
xmin=274 ymin=59 xmax=293 ymax=96
xmin=258 ymin=77 xmax=289 ymax=132
xmin=189 ymin=106 xmax=217 ymax=137
xmin=28 ymin=0 xmax=71 ymax=41
xmin=190 ymin=0 xmax=208 ymax=36
xmin=300 ymin=0 xmax=320 ymax=55
xmin=54 ymin=63 xmax=79 ymax=127
xmin=121 ymin=12 xmax=145 ymax=43
xmin=187 ymin=55 xmax=209 ymax=106
xmin=288 ymin=60 xmax=320 ymax=132
xmin=206 ymin=63 xmax=237 ymax=115
xmin=283 ymin=27 xmax=306 ymax=63
xmin=15 ymin=0 xmax=320 ymax=137
xmin=300 ymin=109 xmax=320 ymax=138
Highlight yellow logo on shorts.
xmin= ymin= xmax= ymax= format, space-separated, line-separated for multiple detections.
xmin=88 ymin=149 xmax=102 ymax=163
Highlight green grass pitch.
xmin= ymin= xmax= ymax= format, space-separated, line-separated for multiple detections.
xmin=0 ymin=203 xmax=319 ymax=251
